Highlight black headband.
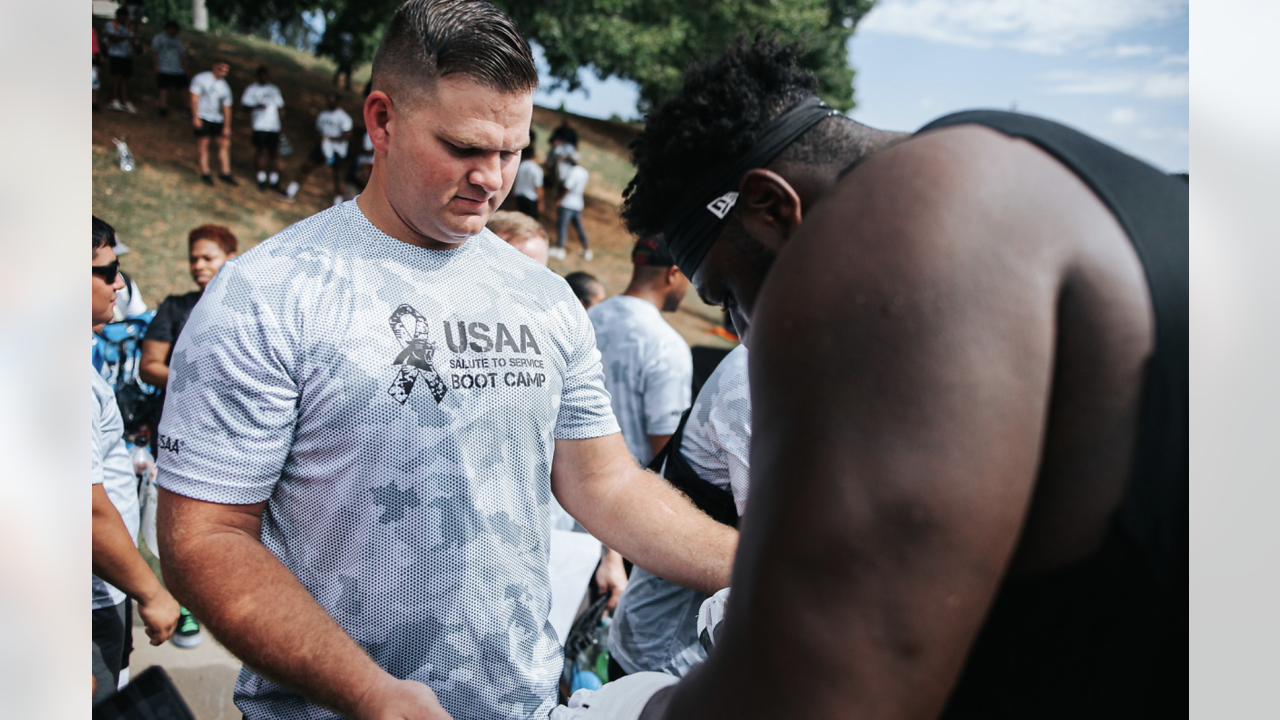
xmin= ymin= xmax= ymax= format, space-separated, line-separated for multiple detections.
xmin=661 ymin=95 xmax=840 ymax=276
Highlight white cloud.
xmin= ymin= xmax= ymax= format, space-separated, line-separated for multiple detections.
xmin=1115 ymin=43 xmax=1160 ymax=57
xmin=1161 ymin=53 xmax=1190 ymax=66
xmin=1108 ymin=106 xmax=1141 ymax=125
xmin=860 ymin=0 xmax=1187 ymax=55
xmin=1045 ymin=69 xmax=1188 ymax=99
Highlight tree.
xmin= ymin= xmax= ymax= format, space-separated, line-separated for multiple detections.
xmin=207 ymin=0 xmax=877 ymax=112
xmin=495 ymin=0 xmax=876 ymax=113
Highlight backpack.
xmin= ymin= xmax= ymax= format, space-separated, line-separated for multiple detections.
xmin=92 ymin=308 xmax=162 ymax=439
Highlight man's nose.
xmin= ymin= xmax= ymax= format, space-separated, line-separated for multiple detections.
xmin=468 ymin=154 xmax=504 ymax=193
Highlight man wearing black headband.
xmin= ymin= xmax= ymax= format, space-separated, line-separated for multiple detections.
xmin=587 ymin=36 xmax=1186 ymax=720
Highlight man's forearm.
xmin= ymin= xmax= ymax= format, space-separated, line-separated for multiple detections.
xmin=566 ymin=465 xmax=736 ymax=595
xmin=158 ymin=494 xmax=395 ymax=717
xmin=92 ymin=485 xmax=166 ymax=603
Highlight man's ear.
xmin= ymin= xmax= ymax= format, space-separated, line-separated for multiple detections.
xmin=365 ymin=90 xmax=394 ymax=153
xmin=736 ymin=168 xmax=802 ymax=249
xmin=666 ymin=265 xmax=682 ymax=286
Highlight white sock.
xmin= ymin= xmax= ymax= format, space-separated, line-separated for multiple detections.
xmin=286 ymin=181 xmax=299 ymax=198
xmin=268 ymin=172 xmax=279 ymax=185
xmin=257 ymin=171 xmax=267 ymax=183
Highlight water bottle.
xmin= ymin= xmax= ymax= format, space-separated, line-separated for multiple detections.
xmin=113 ymin=137 xmax=135 ymax=172
xmin=279 ymin=133 xmax=293 ymax=156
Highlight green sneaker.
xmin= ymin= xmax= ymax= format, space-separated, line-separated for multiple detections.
xmin=171 ymin=607 xmax=203 ymax=649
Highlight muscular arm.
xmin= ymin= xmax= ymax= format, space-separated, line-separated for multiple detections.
xmin=157 ymin=488 xmax=449 ymax=719
xmin=551 ymin=433 xmax=735 ymax=595
xmin=659 ymin=133 xmax=1062 ymax=719
xmin=138 ymin=339 xmax=171 ymax=388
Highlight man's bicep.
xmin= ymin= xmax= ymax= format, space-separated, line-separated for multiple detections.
xmin=724 ymin=170 xmax=1059 ymax=710
xmin=158 ymin=486 xmax=264 ymax=541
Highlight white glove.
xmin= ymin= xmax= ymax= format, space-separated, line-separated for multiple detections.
xmin=697 ymin=587 xmax=731 ymax=653
xmin=549 ymin=672 xmax=678 ymax=720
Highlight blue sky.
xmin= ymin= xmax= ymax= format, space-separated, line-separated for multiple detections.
xmin=534 ymin=0 xmax=1189 ymax=173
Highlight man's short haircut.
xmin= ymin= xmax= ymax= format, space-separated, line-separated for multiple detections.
xmin=165 ymin=21 xmax=179 ymax=31
xmin=189 ymin=224 xmax=238 ymax=255
xmin=257 ymin=65 xmax=270 ymax=76
xmin=565 ymin=271 xmax=604 ymax=306
xmin=487 ymin=210 xmax=546 ymax=243
xmin=212 ymin=58 xmax=230 ymax=67
xmin=371 ymin=0 xmax=537 ymax=103
xmin=93 ymin=216 xmax=117 ymax=253
xmin=622 ymin=35 xmax=856 ymax=241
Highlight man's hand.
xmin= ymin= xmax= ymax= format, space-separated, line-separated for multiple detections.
xmin=222 ymin=125 xmax=232 ymax=138
xmin=352 ymin=675 xmax=453 ymax=720
xmin=594 ymin=548 xmax=628 ymax=611
xmin=137 ymin=588 xmax=181 ymax=646
xmin=193 ymin=117 xmax=202 ymax=130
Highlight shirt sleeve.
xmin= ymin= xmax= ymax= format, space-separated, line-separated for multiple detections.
xmin=241 ymin=85 xmax=256 ymax=106
xmin=340 ymin=112 xmax=353 ymax=133
xmin=150 ymin=34 xmax=161 ymax=51
xmin=155 ymin=262 xmax=301 ymax=505
xmin=554 ymin=300 xmax=620 ymax=440
xmin=143 ymin=296 xmax=178 ymax=343
xmin=641 ymin=337 xmax=692 ymax=437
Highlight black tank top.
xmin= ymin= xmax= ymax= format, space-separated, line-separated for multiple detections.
xmin=916 ymin=111 xmax=1188 ymax=718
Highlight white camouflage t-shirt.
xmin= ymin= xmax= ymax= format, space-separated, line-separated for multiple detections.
xmin=241 ymin=82 xmax=285 ymax=132
xmin=189 ymin=71 xmax=232 ymax=122
xmin=155 ymin=202 xmax=619 ymax=720
xmin=587 ymin=295 xmax=692 ymax=465
xmin=92 ymin=368 xmax=140 ymax=609
xmin=608 ymin=344 xmax=751 ymax=676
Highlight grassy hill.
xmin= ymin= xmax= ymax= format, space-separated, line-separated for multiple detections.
xmin=92 ymin=23 xmax=736 ymax=349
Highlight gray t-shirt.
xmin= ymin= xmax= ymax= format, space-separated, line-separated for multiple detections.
xmin=92 ymin=368 xmax=140 ymax=609
xmin=608 ymin=345 xmax=751 ymax=676
xmin=156 ymin=202 xmax=620 ymax=720
xmin=150 ymin=33 xmax=184 ymax=75
xmin=587 ymin=295 xmax=692 ymax=465
xmin=189 ymin=70 xmax=232 ymax=122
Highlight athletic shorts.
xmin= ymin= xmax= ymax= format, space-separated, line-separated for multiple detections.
xmin=308 ymin=144 xmax=348 ymax=168
xmin=91 ymin=599 xmax=133 ymax=705
xmin=155 ymin=72 xmax=186 ymax=90
xmin=194 ymin=121 xmax=225 ymax=138
xmin=252 ymin=131 xmax=281 ymax=149
xmin=109 ymin=56 xmax=133 ymax=78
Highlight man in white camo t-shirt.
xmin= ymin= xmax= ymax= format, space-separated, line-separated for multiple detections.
xmin=587 ymin=235 xmax=693 ymax=467
xmin=154 ymin=3 xmax=737 ymax=720
xmin=608 ymin=345 xmax=751 ymax=678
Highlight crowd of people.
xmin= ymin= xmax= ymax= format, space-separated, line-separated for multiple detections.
xmin=92 ymin=1 xmax=1186 ymax=719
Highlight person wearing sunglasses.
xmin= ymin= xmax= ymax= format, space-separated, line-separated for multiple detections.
xmin=91 ymin=216 xmax=181 ymax=704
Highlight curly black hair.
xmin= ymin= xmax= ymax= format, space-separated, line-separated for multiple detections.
xmin=623 ymin=35 xmax=841 ymax=239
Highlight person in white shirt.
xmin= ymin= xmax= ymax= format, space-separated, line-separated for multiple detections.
xmin=513 ymin=144 xmax=544 ymax=219
xmin=150 ymin=21 xmax=187 ymax=117
xmin=153 ymin=3 xmax=735 ymax=717
xmin=587 ymin=234 xmax=693 ymax=467
xmin=91 ymin=216 xmax=180 ymax=704
xmin=103 ymin=8 xmax=139 ymax=113
xmin=551 ymin=152 xmax=591 ymax=260
xmin=278 ymin=92 xmax=354 ymax=206
xmin=189 ymin=59 xmax=236 ymax=186
xmin=241 ymin=65 xmax=287 ymax=190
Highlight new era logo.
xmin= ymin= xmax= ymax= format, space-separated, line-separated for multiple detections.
xmin=706 ymin=191 xmax=739 ymax=219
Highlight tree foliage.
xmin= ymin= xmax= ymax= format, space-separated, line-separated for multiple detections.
xmin=205 ymin=0 xmax=876 ymax=113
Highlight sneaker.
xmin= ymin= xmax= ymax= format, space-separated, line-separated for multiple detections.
xmin=218 ymin=174 xmax=239 ymax=186
xmin=258 ymin=180 xmax=267 ymax=190
xmin=124 ymin=102 xmax=137 ymax=114
xmin=171 ymin=607 xmax=203 ymax=649
xmin=200 ymin=174 xmax=215 ymax=186
xmin=548 ymin=247 xmax=566 ymax=260
xmin=108 ymin=100 xmax=125 ymax=112
xmin=582 ymin=249 xmax=594 ymax=261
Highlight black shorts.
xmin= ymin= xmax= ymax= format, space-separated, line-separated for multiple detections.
xmin=156 ymin=72 xmax=186 ymax=89
xmin=252 ymin=131 xmax=281 ymax=149
xmin=194 ymin=121 xmax=224 ymax=138
xmin=108 ymin=56 xmax=133 ymax=78
xmin=308 ymin=144 xmax=348 ymax=168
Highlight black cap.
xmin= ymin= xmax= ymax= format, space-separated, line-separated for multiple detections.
xmin=632 ymin=234 xmax=676 ymax=267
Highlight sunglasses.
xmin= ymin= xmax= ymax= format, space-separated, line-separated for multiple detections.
xmin=91 ymin=259 xmax=120 ymax=283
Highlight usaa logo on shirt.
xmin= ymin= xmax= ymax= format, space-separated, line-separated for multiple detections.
xmin=386 ymin=303 xmax=547 ymax=405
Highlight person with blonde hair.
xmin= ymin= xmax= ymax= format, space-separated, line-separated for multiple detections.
xmin=488 ymin=209 xmax=549 ymax=265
